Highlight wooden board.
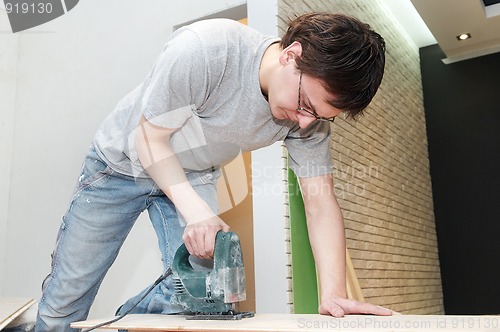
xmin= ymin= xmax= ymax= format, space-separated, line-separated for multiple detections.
xmin=0 ymin=297 xmax=36 ymax=330
xmin=345 ymin=248 xmax=365 ymax=302
xmin=72 ymin=313 xmax=500 ymax=331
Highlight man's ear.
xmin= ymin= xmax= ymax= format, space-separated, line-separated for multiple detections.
xmin=279 ymin=41 xmax=303 ymax=65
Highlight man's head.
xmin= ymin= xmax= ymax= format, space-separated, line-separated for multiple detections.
xmin=280 ymin=12 xmax=386 ymax=119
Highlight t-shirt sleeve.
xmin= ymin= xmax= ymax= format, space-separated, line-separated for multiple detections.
xmin=284 ymin=120 xmax=333 ymax=178
xmin=140 ymin=27 xmax=209 ymax=128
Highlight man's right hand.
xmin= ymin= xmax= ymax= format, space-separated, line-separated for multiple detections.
xmin=182 ymin=216 xmax=230 ymax=259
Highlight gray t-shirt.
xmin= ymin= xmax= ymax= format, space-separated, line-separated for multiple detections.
xmin=94 ymin=19 xmax=332 ymax=178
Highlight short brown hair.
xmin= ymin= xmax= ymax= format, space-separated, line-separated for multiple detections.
xmin=280 ymin=13 xmax=386 ymax=119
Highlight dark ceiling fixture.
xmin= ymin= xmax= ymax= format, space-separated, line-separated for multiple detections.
xmin=483 ymin=0 xmax=500 ymax=6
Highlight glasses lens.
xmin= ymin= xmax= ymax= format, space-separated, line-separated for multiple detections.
xmin=297 ymin=107 xmax=315 ymax=118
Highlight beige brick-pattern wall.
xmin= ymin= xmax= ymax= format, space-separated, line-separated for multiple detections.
xmin=280 ymin=0 xmax=444 ymax=314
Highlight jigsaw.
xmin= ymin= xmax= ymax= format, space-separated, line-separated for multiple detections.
xmin=171 ymin=231 xmax=254 ymax=320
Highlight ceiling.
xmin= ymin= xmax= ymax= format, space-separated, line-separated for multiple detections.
xmin=381 ymin=0 xmax=500 ymax=63
xmin=2 ymin=0 xmax=499 ymax=64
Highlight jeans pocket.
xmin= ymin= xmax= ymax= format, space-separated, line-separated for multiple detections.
xmin=76 ymin=151 xmax=114 ymax=192
xmin=188 ymin=167 xmax=221 ymax=187
xmin=77 ymin=166 xmax=113 ymax=191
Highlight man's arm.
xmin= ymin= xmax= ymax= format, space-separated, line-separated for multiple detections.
xmin=299 ymin=174 xmax=393 ymax=317
xmin=135 ymin=114 xmax=229 ymax=258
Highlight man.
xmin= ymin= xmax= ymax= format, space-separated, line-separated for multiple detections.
xmin=36 ymin=12 xmax=390 ymax=331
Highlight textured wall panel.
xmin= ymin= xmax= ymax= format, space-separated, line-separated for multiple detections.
xmin=280 ymin=0 xmax=443 ymax=315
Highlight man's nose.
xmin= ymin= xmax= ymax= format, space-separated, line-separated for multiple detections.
xmin=298 ymin=114 xmax=316 ymax=129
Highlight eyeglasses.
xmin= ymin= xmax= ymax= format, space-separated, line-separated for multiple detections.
xmin=297 ymin=72 xmax=335 ymax=123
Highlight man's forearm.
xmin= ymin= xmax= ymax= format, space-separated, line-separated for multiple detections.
xmin=300 ymin=174 xmax=347 ymax=300
xmin=306 ymin=202 xmax=347 ymax=299
xmin=135 ymin=116 xmax=215 ymax=224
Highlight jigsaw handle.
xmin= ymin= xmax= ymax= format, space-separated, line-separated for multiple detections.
xmin=173 ymin=231 xmax=238 ymax=271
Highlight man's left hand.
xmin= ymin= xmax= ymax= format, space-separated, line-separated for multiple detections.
xmin=319 ymin=297 xmax=396 ymax=317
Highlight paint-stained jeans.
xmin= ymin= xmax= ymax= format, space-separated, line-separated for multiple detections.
xmin=35 ymin=146 xmax=220 ymax=332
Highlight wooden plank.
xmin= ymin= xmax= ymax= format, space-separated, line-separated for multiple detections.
xmin=0 ymin=297 xmax=36 ymax=330
xmin=345 ymin=248 xmax=365 ymax=302
xmin=72 ymin=313 xmax=500 ymax=331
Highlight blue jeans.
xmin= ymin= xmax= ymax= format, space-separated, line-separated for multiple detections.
xmin=35 ymin=146 xmax=220 ymax=331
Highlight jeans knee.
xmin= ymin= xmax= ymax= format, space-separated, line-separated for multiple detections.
xmin=36 ymin=300 xmax=87 ymax=332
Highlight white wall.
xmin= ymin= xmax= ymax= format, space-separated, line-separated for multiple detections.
xmin=0 ymin=10 xmax=19 ymax=291
xmin=0 ymin=0 xmax=251 ymax=320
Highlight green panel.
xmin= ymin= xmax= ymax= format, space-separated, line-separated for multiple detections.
xmin=288 ymin=165 xmax=319 ymax=314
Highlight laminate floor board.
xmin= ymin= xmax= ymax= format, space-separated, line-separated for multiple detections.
xmin=0 ymin=297 xmax=36 ymax=330
xmin=72 ymin=313 xmax=500 ymax=331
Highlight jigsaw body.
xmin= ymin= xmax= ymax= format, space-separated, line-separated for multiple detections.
xmin=171 ymin=231 xmax=253 ymax=320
